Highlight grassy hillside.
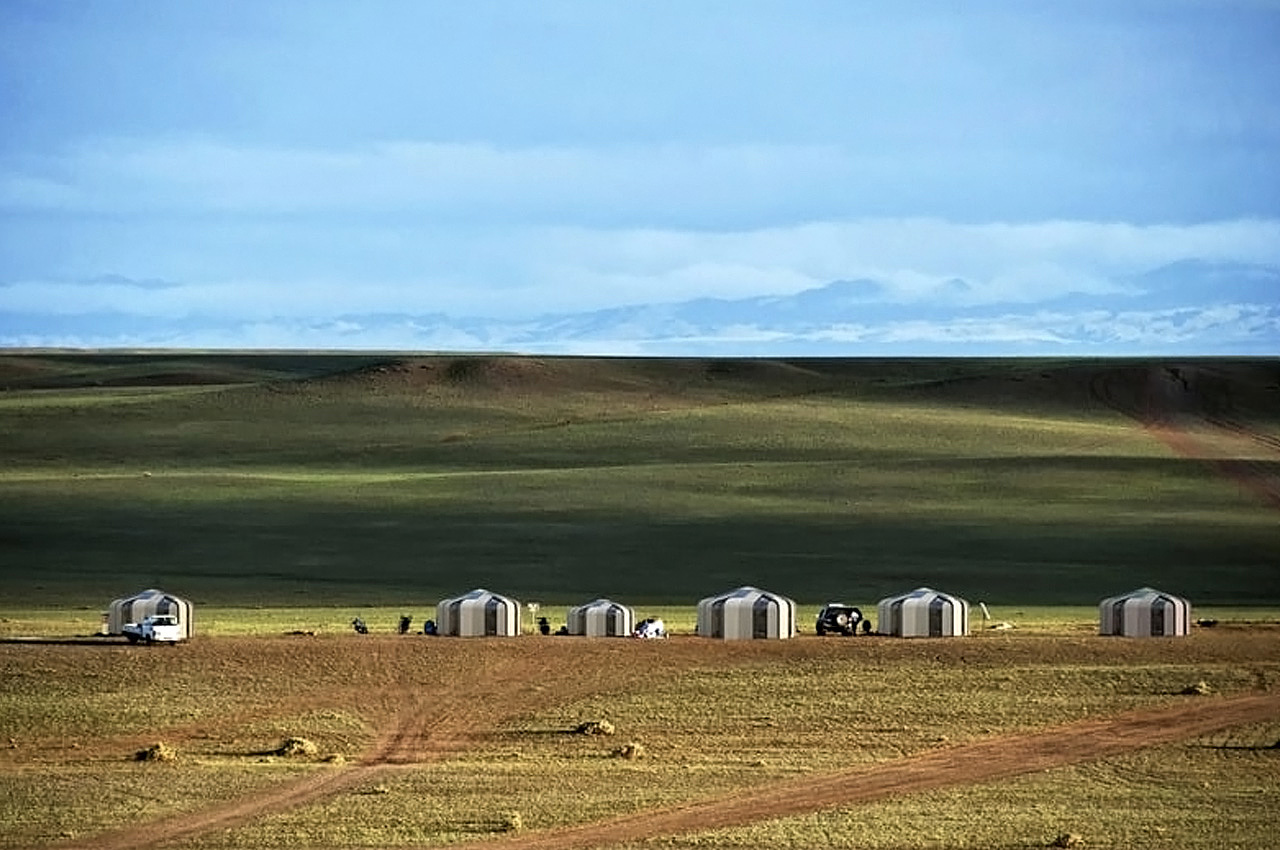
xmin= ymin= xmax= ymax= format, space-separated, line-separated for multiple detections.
xmin=1 ymin=353 xmax=1277 ymax=607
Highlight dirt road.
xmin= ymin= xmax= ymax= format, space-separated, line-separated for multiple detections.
xmin=51 ymin=654 xmax=1278 ymax=850
xmin=459 ymin=691 xmax=1280 ymax=850
xmin=50 ymin=646 xmax=651 ymax=850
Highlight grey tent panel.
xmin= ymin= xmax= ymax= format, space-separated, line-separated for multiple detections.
xmin=1098 ymin=587 xmax=1190 ymax=637
xmin=876 ymin=588 xmax=968 ymax=638
xmin=106 ymin=589 xmax=194 ymax=639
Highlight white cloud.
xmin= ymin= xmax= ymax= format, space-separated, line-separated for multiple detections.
xmin=518 ymin=218 xmax=1280 ymax=309
xmin=0 ymin=139 xmax=862 ymax=223
xmin=4 ymin=216 xmax=1279 ymax=321
xmin=9 ymin=135 xmax=1277 ymax=231
xmin=585 ymin=304 xmax=1280 ymax=354
xmin=0 ymin=276 xmax=470 ymax=320
xmin=3 ymin=136 xmax=1278 ymax=320
xmin=5 ymin=300 xmax=1274 ymax=356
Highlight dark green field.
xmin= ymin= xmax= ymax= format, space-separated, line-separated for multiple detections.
xmin=2 ymin=353 xmax=1277 ymax=607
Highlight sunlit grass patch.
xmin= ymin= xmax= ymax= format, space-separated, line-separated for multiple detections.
xmin=0 ymin=762 xmax=314 ymax=849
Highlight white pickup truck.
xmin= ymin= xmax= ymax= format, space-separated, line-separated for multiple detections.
xmin=121 ymin=614 xmax=184 ymax=644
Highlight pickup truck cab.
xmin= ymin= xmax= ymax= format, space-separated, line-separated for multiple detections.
xmin=122 ymin=614 xmax=184 ymax=644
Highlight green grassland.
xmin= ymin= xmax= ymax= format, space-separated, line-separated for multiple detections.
xmin=1 ymin=353 xmax=1278 ymax=608
xmin=2 ymin=352 xmax=1279 ymax=850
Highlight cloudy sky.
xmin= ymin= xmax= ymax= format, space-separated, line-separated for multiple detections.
xmin=1 ymin=1 xmax=1278 ymax=353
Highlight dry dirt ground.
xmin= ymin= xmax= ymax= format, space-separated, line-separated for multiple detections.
xmin=469 ymin=691 xmax=1280 ymax=850
xmin=26 ymin=631 xmax=1278 ymax=850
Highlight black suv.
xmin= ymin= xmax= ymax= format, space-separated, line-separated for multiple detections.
xmin=815 ymin=603 xmax=865 ymax=636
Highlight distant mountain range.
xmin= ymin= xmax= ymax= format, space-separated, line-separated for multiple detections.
xmin=2 ymin=259 xmax=1277 ymax=355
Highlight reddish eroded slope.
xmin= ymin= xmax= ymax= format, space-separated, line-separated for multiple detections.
xmin=1091 ymin=363 xmax=1280 ymax=510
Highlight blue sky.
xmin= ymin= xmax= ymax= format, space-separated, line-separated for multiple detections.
xmin=1 ymin=1 xmax=1278 ymax=353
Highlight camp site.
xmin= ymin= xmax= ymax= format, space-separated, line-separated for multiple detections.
xmin=1 ymin=353 xmax=1278 ymax=850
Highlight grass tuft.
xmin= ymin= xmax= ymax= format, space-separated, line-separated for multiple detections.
xmin=135 ymin=742 xmax=176 ymax=762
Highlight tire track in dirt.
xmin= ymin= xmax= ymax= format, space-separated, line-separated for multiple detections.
xmin=462 ymin=691 xmax=1280 ymax=850
xmin=48 ymin=643 xmax=710 ymax=850
xmin=48 ymin=649 xmax=520 ymax=850
xmin=50 ymin=694 xmax=447 ymax=850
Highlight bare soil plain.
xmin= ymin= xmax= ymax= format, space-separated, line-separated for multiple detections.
xmin=1 ymin=628 xmax=1278 ymax=850
xmin=1 ymin=353 xmax=1279 ymax=848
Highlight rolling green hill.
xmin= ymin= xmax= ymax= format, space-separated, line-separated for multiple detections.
xmin=1 ymin=353 xmax=1277 ymax=606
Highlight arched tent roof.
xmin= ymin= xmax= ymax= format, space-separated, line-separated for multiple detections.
xmin=107 ymin=589 xmax=194 ymax=639
xmin=877 ymin=587 xmax=968 ymax=638
xmin=436 ymin=588 xmax=521 ymax=637
xmin=696 ymin=586 xmax=796 ymax=640
xmin=566 ymin=598 xmax=636 ymax=637
xmin=1099 ymin=587 xmax=1190 ymax=637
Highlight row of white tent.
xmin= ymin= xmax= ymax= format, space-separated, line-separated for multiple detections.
xmin=437 ymin=586 xmax=972 ymax=638
xmin=105 ymin=585 xmax=1193 ymax=640
xmin=440 ymin=585 xmax=1191 ymax=639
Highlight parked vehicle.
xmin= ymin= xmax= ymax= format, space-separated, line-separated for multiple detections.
xmin=633 ymin=617 xmax=666 ymax=638
xmin=815 ymin=603 xmax=864 ymax=636
xmin=121 ymin=614 xmax=184 ymax=644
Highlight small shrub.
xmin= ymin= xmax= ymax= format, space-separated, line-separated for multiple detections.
xmin=135 ymin=742 xmax=176 ymax=762
xmin=575 ymin=720 xmax=615 ymax=736
xmin=274 ymin=737 xmax=319 ymax=758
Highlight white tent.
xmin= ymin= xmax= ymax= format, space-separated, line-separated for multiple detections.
xmin=566 ymin=598 xmax=635 ymax=637
xmin=877 ymin=587 xmax=968 ymax=637
xmin=1099 ymin=587 xmax=1190 ymax=637
xmin=436 ymin=588 xmax=521 ymax=637
xmin=106 ymin=588 xmax=194 ymax=639
xmin=696 ymin=586 xmax=796 ymax=640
